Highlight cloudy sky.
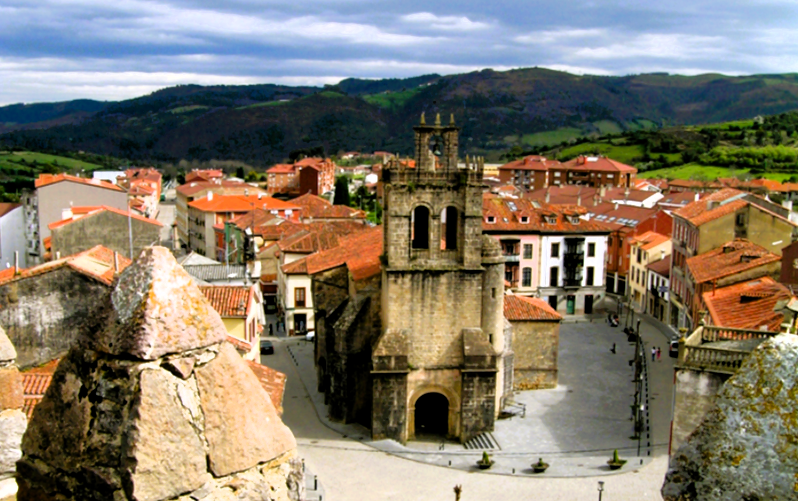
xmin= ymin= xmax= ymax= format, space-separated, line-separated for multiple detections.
xmin=1 ymin=0 xmax=797 ymax=105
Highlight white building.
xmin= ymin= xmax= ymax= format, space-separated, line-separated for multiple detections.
xmin=0 ymin=203 xmax=26 ymax=269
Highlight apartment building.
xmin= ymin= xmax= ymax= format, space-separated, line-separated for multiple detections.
xmin=628 ymin=231 xmax=671 ymax=311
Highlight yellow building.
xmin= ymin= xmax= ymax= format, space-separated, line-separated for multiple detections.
xmin=200 ymin=284 xmax=264 ymax=360
xmin=628 ymin=231 xmax=671 ymax=312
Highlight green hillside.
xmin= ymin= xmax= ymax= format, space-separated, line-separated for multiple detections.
xmin=4 ymin=69 xmax=798 ymax=165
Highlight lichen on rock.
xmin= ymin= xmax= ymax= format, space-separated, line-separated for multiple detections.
xmin=662 ymin=333 xmax=798 ymax=501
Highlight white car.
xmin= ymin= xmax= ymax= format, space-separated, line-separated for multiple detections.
xmin=305 ymin=331 xmax=315 ymax=342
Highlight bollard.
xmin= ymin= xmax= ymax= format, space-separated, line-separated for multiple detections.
xmin=302 ymin=459 xmax=305 ymax=472
xmin=512 ymin=468 xmax=515 ymax=474
xmin=640 ymin=459 xmax=643 ymax=465
xmin=449 ymin=460 xmax=452 ymax=466
xmin=314 ymin=476 xmax=318 ymax=490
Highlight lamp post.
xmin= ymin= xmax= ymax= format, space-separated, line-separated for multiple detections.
xmin=598 ymin=480 xmax=604 ymax=501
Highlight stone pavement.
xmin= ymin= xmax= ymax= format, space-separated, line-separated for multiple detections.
xmin=270 ymin=309 xmax=676 ymax=480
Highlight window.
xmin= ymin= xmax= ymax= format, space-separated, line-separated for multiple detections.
xmin=295 ymin=287 xmax=306 ymax=308
xmin=411 ymin=206 xmax=430 ymax=249
xmin=551 ymin=242 xmax=560 ymax=257
xmin=588 ymin=242 xmax=595 ymax=257
xmin=523 ymin=244 xmax=533 ymax=259
xmin=441 ymin=206 xmax=458 ymax=250
xmin=587 ymin=267 xmax=594 ymax=286
xmin=637 ymin=248 xmax=642 ymax=263
xmin=522 ymin=268 xmax=532 ymax=287
xmin=550 ymin=267 xmax=559 ymax=287
xmin=486 ymin=216 xmax=496 ymax=224
xmin=548 ymin=295 xmax=558 ymax=311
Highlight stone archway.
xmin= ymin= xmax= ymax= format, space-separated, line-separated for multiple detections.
xmin=414 ymin=392 xmax=449 ymax=437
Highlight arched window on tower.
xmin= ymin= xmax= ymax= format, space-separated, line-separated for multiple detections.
xmin=411 ymin=206 xmax=430 ymax=249
xmin=440 ymin=206 xmax=458 ymax=250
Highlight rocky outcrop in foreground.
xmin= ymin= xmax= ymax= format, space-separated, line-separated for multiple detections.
xmin=16 ymin=247 xmax=302 ymax=501
xmin=0 ymin=324 xmax=26 ymax=481
xmin=662 ymin=333 xmax=798 ymax=501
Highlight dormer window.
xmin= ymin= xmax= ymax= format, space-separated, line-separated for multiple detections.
xmin=569 ymin=216 xmax=580 ymax=224
xmin=520 ymin=216 xmax=529 ymax=224
xmin=487 ymin=216 xmax=496 ymax=224
xmin=545 ymin=216 xmax=557 ymax=224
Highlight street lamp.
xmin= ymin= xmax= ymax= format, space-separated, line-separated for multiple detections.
xmin=598 ymin=480 xmax=604 ymax=501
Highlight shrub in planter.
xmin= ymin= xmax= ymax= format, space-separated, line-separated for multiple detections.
xmin=531 ymin=458 xmax=549 ymax=473
xmin=607 ymin=449 xmax=627 ymax=470
xmin=477 ymin=451 xmax=494 ymax=470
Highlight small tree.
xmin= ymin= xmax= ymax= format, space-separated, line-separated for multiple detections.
xmin=333 ymin=176 xmax=350 ymax=206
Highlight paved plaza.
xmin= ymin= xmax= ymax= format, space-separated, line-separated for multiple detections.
xmin=265 ymin=303 xmax=678 ymax=499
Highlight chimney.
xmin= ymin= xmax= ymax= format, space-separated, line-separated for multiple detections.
xmin=600 ymin=185 xmax=607 ymax=198
xmin=694 ymin=192 xmax=700 ymax=202
xmin=56 ymin=251 xmax=61 ymax=260
xmin=783 ymin=199 xmax=793 ymax=211
xmin=207 ymin=191 xmax=213 ymax=201
xmin=624 ymin=188 xmax=630 ymax=201
xmin=244 ymin=189 xmax=249 ymax=197
xmin=614 ymin=202 xmax=619 ymax=211
xmin=114 ymin=252 xmax=119 ymax=273
xmin=258 ymin=193 xmax=263 ymax=200
xmin=577 ymin=194 xmax=582 ymax=207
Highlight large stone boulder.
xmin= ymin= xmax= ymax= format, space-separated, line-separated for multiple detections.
xmin=17 ymin=247 xmax=300 ymax=501
xmin=662 ymin=333 xmax=798 ymax=501
xmin=0 ymin=325 xmax=25 ymax=481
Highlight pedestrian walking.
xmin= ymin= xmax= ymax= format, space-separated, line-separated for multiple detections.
xmin=657 ymin=347 xmax=662 ymax=361
xmin=268 ymin=323 xmax=273 ymax=336
xmin=651 ymin=347 xmax=656 ymax=362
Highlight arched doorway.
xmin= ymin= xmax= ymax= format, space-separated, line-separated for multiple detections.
xmin=414 ymin=392 xmax=449 ymax=437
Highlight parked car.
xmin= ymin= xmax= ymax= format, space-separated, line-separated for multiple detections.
xmin=260 ymin=340 xmax=274 ymax=355
xmin=305 ymin=331 xmax=315 ymax=342
xmin=669 ymin=339 xmax=679 ymax=358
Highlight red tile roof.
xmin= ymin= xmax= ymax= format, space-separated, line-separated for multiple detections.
xmin=703 ymin=276 xmax=790 ymax=331
xmin=20 ymin=359 xmax=60 ymax=419
xmin=672 ymin=188 xmax=748 ymax=226
xmin=646 ymin=257 xmax=671 ymax=277
xmin=686 ymin=239 xmax=780 ymax=284
xmin=48 ymin=206 xmax=163 ymax=230
xmin=176 ymin=179 xmax=261 ymax=196
xmin=630 ymin=231 xmax=670 ymax=250
xmin=35 ymin=173 xmax=124 ymax=192
xmin=199 ymin=285 xmax=254 ymax=317
xmin=499 ymin=155 xmax=562 ymax=171
xmin=278 ymin=221 xmax=370 ymax=255
xmin=504 ymin=294 xmax=563 ymax=321
xmin=189 ymin=193 xmax=300 ymax=213
xmin=482 ymin=194 xmax=612 ymax=234
xmin=0 ymin=203 xmax=20 ymax=218
xmin=561 ymin=155 xmax=637 ymax=173
xmin=290 ymin=226 xmax=383 ymax=280
xmin=289 ymin=193 xmax=367 ymax=220
xmin=246 ymin=360 xmax=287 ymax=414
xmin=0 ymin=245 xmax=131 ymax=287
xmin=229 ymin=209 xmax=280 ymax=230
xmin=267 ymin=164 xmax=297 ymax=174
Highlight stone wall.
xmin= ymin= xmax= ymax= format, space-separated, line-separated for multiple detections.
xmin=510 ymin=319 xmax=561 ymax=390
xmin=460 ymin=371 xmax=496 ymax=442
xmin=0 ymin=268 xmax=112 ymax=368
xmin=51 ymin=210 xmax=161 ymax=260
xmin=670 ymin=369 xmax=729 ymax=455
xmin=383 ymin=270 xmax=484 ymax=368
xmin=0 ymin=326 xmax=26 ymax=485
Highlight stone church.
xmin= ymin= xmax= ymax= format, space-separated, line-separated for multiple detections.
xmin=312 ymin=114 xmax=512 ymax=444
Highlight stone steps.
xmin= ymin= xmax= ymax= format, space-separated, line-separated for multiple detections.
xmin=463 ymin=432 xmax=500 ymax=450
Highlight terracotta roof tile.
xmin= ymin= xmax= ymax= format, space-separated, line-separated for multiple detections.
xmin=646 ymin=257 xmax=671 ymax=277
xmin=278 ymin=221 xmax=370 ymax=255
xmin=483 ymin=194 xmax=612 ymax=233
xmin=0 ymin=245 xmax=131 ymax=286
xmin=561 ymin=156 xmax=637 ymax=173
xmin=498 ymin=155 xmax=561 ymax=171
xmin=630 ymin=231 xmax=670 ymax=250
xmin=176 ymin=179 xmax=259 ymax=196
xmin=293 ymin=226 xmax=383 ymax=280
xmin=48 ymin=206 xmax=163 ymax=230
xmin=246 ymin=360 xmax=287 ymax=414
xmin=189 ymin=194 xmax=300 ymax=213
xmin=703 ymin=276 xmax=790 ymax=331
xmin=267 ymin=164 xmax=297 ymax=174
xmin=20 ymin=360 xmax=59 ymax=419
xmin=686 ymin=239 xmax=780 ymax=284
xmin=672 ymin=188 xmax=748 ymax=226
xmin=504 ymin=294 xmax=563 ymax=321
xmin=199 ymin=285 xmax=254 ymax=317
xmin=289 ymin=193 xmax=367 ymax=220
xmin=35 ymin=173 xmax=124 ymax=192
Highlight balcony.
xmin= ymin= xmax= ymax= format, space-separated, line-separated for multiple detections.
xmin=678 ymin=325 xmax=779 ymax=375
xmin=563 ymin=275 xmax=583 ymax=288
xmin=504 ymin=254 xmax=520 ymax=263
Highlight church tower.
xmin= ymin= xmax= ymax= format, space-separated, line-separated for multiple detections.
xmin=372 ymin=114 xmax=507 ymax=444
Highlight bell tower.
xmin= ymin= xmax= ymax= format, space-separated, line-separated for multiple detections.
xmin=373 ymin=114 xmax=504 ymax=444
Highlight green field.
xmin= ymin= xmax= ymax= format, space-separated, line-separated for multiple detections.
xmin=639 ymin=163 xmax=796 ymax=182
xmin=520 ymin=128 xmax=583 ymax=147
xmin=362 ymin=88 xmax=421 ymax=111
xmin=556 ymin=142 xmax=647 ymax=164
xmin=237 ymin=100 xmax=290 ymax=110
xmin=1 ymin=151 xmax=102 ymax=171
